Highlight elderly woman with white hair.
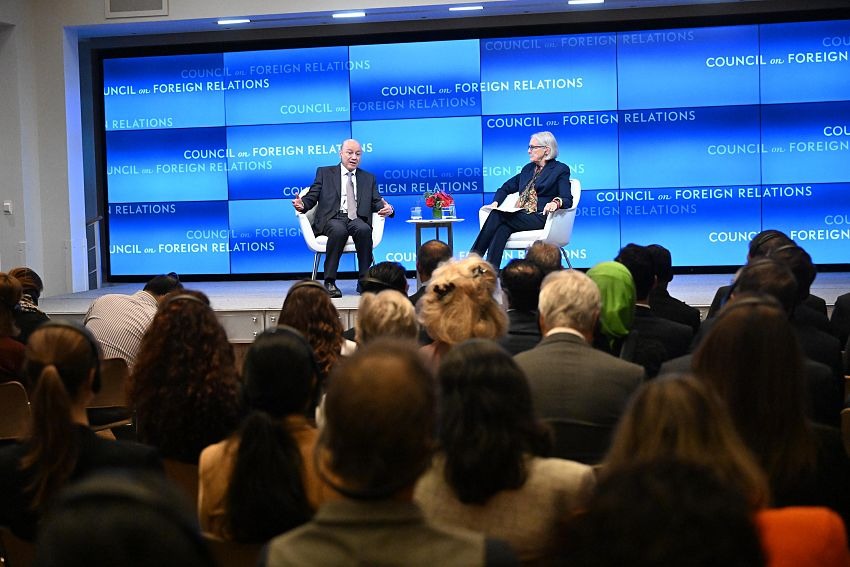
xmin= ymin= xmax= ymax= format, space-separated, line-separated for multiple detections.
xmin=471 ymin=131 xmax=572 ymax=269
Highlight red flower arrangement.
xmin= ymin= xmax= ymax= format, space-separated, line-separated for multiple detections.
xmin=424 ymin=190 xmax=454 ymax=209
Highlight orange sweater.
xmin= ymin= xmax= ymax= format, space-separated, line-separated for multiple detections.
xmin=757 ymin=507 xmax=850 ymax=567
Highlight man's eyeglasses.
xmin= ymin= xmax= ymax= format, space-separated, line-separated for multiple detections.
xmin=528 ymin=145 xmax=546 ymax=151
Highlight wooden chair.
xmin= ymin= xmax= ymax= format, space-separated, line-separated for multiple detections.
xmin=163 ymin=458 xmax=200 ymax=512
xmin=545 ymin=418 xmax=613 ymax=466
xmin=0 ymin=382 xmax=31 ymax=441
xmin=0 ymin=526 xmax=35 ymax=567
xmin=202 ymin=533 xmax=262 ymax=567
xmin=87 ymin=358 xmax=133 ymax=432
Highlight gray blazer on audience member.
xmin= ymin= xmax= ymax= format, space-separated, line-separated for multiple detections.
xmin=514 ymin=332 xmax=644 ymax=427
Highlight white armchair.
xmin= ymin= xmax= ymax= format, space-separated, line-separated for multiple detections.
xmin=296 ymin=188 xmax=386 ymax=280
xmin=478 ymin=178 xmax=582 ymax=268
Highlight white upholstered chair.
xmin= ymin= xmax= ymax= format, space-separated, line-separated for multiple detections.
xmin=296 ymin=188 xmax=386 ymax=280
xmin=478 ymin=178 xmax=582 ymax=268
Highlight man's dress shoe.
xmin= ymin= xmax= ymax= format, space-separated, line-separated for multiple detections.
xmin=324 ymin=281 xmax=342 ymax=298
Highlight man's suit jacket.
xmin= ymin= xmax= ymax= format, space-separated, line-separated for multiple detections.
xmin=514 ymin=332 xmax=644 ymax=427
xmin=300 ymin=165 xmax=384 ymax=234
xmin=648 ymin=287 xmax=701 ymax=334
xmin=493 ymin=160 xmax=572 ymax=212
xmin=498 ymin=310 xmax=542 ymax=356
xmin=830 ymin=292 xmax=850 ymax=346
xmin=632 ymin=306 xmax=693 ymax=362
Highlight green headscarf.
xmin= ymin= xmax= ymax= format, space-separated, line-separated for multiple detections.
xmin=586 ymin=261 xmax=635 ymax=345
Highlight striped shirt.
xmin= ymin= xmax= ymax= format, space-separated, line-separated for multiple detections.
xmin=84 ymin=290 xmax=158 ymax=368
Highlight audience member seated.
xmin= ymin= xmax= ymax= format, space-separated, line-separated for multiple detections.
xmin=561 ymin=460 xmax=766 ymax=567
xmin=523 ymin=240 xmax=563 ymax=277
xmin=410 ymin=239 xmax=452 ymax=307
xmin=706 ymin=230 xmax=827 ymax=318
xmin=34 ymin=472 xmax=215 ymax=567
xmin=498 ymin=259 xmax=544 ymax=355
xmin=646 ymin=244 xmax=701 ymax=333
xmin=343 ymin=261 xmax=409 ymax=341
xmin=603 ymin=375 xmax=770 ymax=509
xmin=692 ymin=295 xmax=850 ymax=531
xmin=770 ymin=244 xmax=830 ymax=333
xmin=662 ymin=270 xmax=842 ymax=428
xmin=262 ymin=339 xmax=517 ymax=566
xmin=279 ymin=280 xmax=353 ymax=387
xmin=0 ymin=272 xmax=25 ymax=385
xmin=84 ymin=272 xmax=183 ymax=369
xmin=129 ymin=291 xmax=241 ymax=464
xmin=355 ymin=290 xmax=418 ymax=345
xmin=8 ymin=267 xmax=50 ymax=345
xmin=418 ymin=255 xmax=507 ymax=369
xmin=586 ymin=261 xmax=666 ymax=377
xmin=415 ymin=339 xmax=594 ymax=563
xmin=199 ymin=327 xmax=326 ymax=543
xmin=831 ymin=291 xmax=850 ymax=348
xmin=616 ymin=244 xmax=693 ymax=365
xmin=0 ymin=323 xmax=162 ymax=540
xmin=514 ymin=270 xmax=643 ymax=431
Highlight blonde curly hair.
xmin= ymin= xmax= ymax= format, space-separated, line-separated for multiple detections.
xmin=418 ymin=255 xmax=507 ymax=345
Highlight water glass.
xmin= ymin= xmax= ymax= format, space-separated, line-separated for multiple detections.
xmin=410 ymin=206 xmax=422 ymax=220
xmin=442 ymin=205 xmax=456 ymax=219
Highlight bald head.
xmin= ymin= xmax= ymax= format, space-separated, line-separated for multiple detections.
xmin=322 ymin=339 xmax=435 ymax=497
xmin=339 ymin=139 xmax=363 ymax=172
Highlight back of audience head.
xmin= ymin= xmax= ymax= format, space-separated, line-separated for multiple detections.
xmin=525 ymin=240 xmax=563 ymax=276
xmin=278 ymin=280 xmax=344 ymax=383
xmin=615 ymin=243 xmax=655 ymax=301
xmin=561 ymin=460 xmax=765 ymax=567
xmin=9 ymin=267 xmax=44 ymax=304
xmin=416 ymin=239 xmax=452 ymax=283
xmin=35 ymin=472 xmax=215 ymax=567
xmin=319 ymin=339 xmax=434 ymax=499
xmin=418 ymin=255 xmax=507 ymax=345
xmin=646 ymin=244 xmax=674 ymax=286
xmin=142 ymin=272 xmax=184 ymax=299
xmin=692 ymin=294 xmax=815 ymax=493
xmin=604 ymin=374 xmax=769 ymax=508
xmin=437 ymin=339 xmax=551 ymax=504
xmin=585 ymin=261 xmax=635 ymax=343
xmin=538 ymin=269 xmax=600 ymax=339
xmin=768 ymin=244 xmax=816 ymax=304
xmin=500 ymin=259 xmax=543 ymax=312
xmin=360 ymin=261 xmax=408 ymax=295
xmin=747 ymin=229 xmax=793 ymax=260
xmin=130 ymin=290 xmax=240 ymax=462
xmin=21 ymin=323 xmax=101 ymax=512
xmin=732 ymin=258 xmax=798 ymax=314
xmin=355 ymin=290 xmax=418 ymax=345
xmin=225 ymin=326 xmax=316 ymax=543
xmin=0 ymin=272 xmax=23 ymax=338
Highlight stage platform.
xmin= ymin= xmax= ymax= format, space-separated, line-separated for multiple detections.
xmin=39 ymin=273 xmax=850 ymax=343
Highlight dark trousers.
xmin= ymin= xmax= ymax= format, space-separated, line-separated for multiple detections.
xmin=322 ymin=213 xmax=373 ymax=281
xmin=471 ymin=210 xmax=545 ymax=268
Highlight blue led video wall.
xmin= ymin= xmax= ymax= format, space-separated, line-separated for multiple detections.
xmin=101 ymin=19 xmax=850 ymax=276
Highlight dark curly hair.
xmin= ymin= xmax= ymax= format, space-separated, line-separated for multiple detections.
xmin=129 ymin=290 xmax=241 ymax=463
xmin=278 ymin=281 xmax=344 ymax=384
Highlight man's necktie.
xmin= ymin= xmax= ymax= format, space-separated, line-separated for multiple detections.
xmin=346 ymin=172 xmax=357 ymax=220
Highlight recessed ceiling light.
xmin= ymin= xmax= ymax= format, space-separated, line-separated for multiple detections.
xmin=217 ymin=18 xmax=251 ymax=25
xmin=449 ymin=5 xmax=484 ymax=11
xmin=568 ymin=0 xmax=604 ymax=4
xmin=332 ymin=11 xmax=366 ymax=19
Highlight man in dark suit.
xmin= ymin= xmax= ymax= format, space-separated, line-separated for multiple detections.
xmin=646 ymin=244 xmax=701 ymax=334
xmin=514 ymin=269 xmax=644 ymax=429
xmin=293 ymin=139 xmax=394 ymax=298
xmin=409 ymin=239 xmax=452 ymax=308
xmin=498 ymin=259 xmax=544 ymax=355
xmin=616 ymin=244 xmax=693 ymax=364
